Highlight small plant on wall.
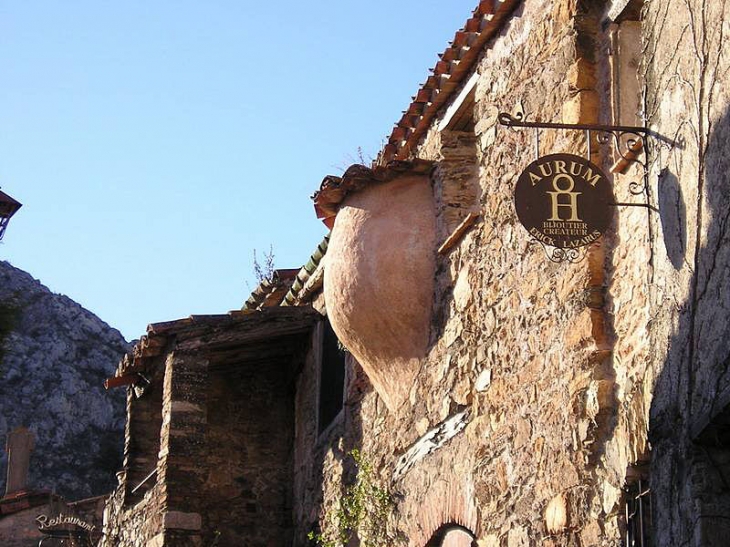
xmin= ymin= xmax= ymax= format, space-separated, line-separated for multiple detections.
xmin=309 ymin=449 xmax=396 ymax=547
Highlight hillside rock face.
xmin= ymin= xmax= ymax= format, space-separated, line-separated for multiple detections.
xmin=0 ymin=261 xmax=128 ymax=500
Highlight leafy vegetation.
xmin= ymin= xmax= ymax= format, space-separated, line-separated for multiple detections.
xmin=252 ymin=245 xmax=276 ymax=284
xmin=309 ymin=449 xmax=394 ymax=547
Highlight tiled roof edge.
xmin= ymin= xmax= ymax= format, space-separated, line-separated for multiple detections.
xmin=376 ymin=0 xmax=523 ymax=165
xmin=242 ymin=268 xmax=299 ymax=311
xmin=312 ymin=159 xmax=435 ymax=227
xmin=281 ymin=234 xmax=330 ymax=307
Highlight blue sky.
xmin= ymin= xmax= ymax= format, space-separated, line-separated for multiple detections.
xmin=0 ymin=1 xmax=477 ymax=341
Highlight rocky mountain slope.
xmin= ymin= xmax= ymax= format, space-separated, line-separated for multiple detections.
xmin=0 ymin=261 xmax=128 ymax=500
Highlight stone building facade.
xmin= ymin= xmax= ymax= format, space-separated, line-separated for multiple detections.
xmin=100 ymin=0 xmax=730 ymax=546
xmin=100 ymin=308 xmax=320 ymax=546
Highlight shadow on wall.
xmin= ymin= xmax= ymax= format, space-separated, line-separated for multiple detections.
xmin=649 ymin=99 xmax=730 ymax=544
xmin=657 ymin=168 xmax=687 ymax=270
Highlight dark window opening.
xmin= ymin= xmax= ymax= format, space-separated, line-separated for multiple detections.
xmin=318 ymin=319 xmax=346 ymax=434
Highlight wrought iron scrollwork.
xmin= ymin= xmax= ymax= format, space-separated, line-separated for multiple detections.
xmin=498 ymin=111 xmax=649 ymax=137
xmin=545 ymin=246 xmax=584 ymax=264
xmin=499 ymin=109 xmax=661 ymax=263
xmin=628 ymin=180 xmax=646 ymax=195
xmin=595 ymin=128 xmax=644 ymax=164
xmin=529 ymin=241 xmax=586 ymax=264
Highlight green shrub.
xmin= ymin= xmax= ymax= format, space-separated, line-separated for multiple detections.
xmin=309 ymin=449 xmax=395 ymax=547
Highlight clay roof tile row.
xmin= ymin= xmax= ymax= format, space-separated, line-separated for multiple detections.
xmin=108 ymin=307 xmax=321 ymax=384
xmin=312 ymin=159 xmax=434 ymax=227
xmin=377 ymin=0 xmax=522 ymax=165
xmin=242 ymin=268 xmax=299 ymax=311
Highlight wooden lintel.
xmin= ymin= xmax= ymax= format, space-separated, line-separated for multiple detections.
xmin=610 ymin=137 xmax=644 ymax=174
xmin=104 ymin=374 xmax=139 ymax=390
xmin=438 ymin=71 xmax=479 ymax=132
xmin=438 ymin=212 xmax=481 ymax=254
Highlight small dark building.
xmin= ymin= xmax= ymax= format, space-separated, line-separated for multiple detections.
xmin=100 ymin=304 xmax=346 ymax=547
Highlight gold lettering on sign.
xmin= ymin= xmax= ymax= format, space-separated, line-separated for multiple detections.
xmin=515 ymin=154 xmax=611 ymax=251
xmin=529 ymin=227 xmax=556 ymax=246
xmin=583 ymin=167 xmax=601 ymax=187
xmin=546 ymin=174 xmax=582 ymax=222
xmin=538 ymin=163 xmax=553 ymax=177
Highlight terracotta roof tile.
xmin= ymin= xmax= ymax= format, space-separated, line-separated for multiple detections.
xmin=108 ymin=307 xmax=320 ymax=382
xmin=312 ymin=159 xmax=434 ymax=227
xmin=242 ymin=268 xmax=299 ymax=311
xmin=281 ymin=234 xmax=330 ymax=307
xmin=376 ymin=0 xmax=522 ymax=165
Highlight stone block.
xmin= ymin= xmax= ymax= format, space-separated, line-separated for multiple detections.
xmin=544 ymin=493 xmax=568 ymax=533
xmin=579 ymin=520 xmax=601 ymax=546
xmin=566 ymin=58 xmax=596 ymax=90
xmin=507 ymin=526 xmax=529 ymax=547
xmin=477 ymin=535 xmax=500 ymax=547
xmin=146 ymin=533 xmax=165 ymax=547
xmin=475 ymin=369 xmax=492 ymax=392
xmin=514 ymin=418 xmax=532 ymax=449
xmin=169 ymin=401 xmax=204 ymax=414
xmin=561 ymin=90 xmax=599 ymax=125
xmin=551 ymin=0 xmax=577 ymax=25
xmin=163 ymin=511 xmax=202 ymax=531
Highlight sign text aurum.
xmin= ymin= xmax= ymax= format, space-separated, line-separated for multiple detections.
xmin=514 ymin=153 xmax=613 ymax=249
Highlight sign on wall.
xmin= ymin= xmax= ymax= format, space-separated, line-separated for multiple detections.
xmin=36 ymin=509 xmax=95 ymax=545
xmin=514 ymin=153 xmax=613 ymax=249
xmin=36 ymin=512 xmax=95 ymax=534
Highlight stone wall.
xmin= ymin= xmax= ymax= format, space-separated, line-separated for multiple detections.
xmin=302 ymin=0 xmax=730 ymax=545
xmin=202 ymin=351 xmax=297 ymax=546
xmin=100 ymin=480 xmax=165 ymax=546
xmin=309 ymin=0 xmax=608 ymax=542
xmin=100 ymin=351 xmax=206 ymax=547
xmin=99 ymin=355 xmax=167 ymax=547
xmin=0 ymin=504 xmax=48 ymax=547
xmin=292 ymin=321 xmax=373 ymax=546
xmin=101 ymin=310 xmax=318 ymax=547
xmin=641 ymin=0 xmax=730 ymax=545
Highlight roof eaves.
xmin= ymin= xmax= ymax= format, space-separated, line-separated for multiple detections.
xmin=109 ymin=306 xmax=321 ymax=382
xmin=377 ymin=0 xmax=523 ymax=165
xmin=281 ymin=234 xmax=330 ymax=307
xmin=312 ymin=159 xmax=434 ymax=227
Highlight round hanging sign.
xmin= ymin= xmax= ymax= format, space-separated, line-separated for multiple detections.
xmin=514 ymin=153 xmax=613 ymax=249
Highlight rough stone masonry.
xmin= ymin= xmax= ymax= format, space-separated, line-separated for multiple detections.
xmin=97 ymin=0 xmax=730 ymax=545
xmin=304 ymin=0 xmax=730 ymax=546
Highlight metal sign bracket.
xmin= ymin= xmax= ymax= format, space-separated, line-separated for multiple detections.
xmin=498 ymin=110 xmax=665 ymax=263
xmin=498 ymin=111 xmax=656 ymax=208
